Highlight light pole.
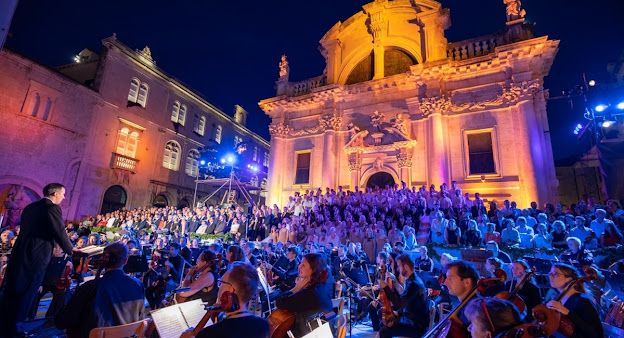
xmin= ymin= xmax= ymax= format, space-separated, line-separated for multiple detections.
xmin=192 ymin=160 xmax=206 ymax=207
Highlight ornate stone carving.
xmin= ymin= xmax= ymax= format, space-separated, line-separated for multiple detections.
xmin=391 ymin=113 xmax=408 ymax=135
xmin=373 ymin=157 xmax=384 ymax=171
xmin=279 ymin=55 xmax=290 ymax=81
xmin=504 ymin=0 xmax=526 ymax=22
xmin=396 ymin=153 xmax=412 ymax=168
xmin=347 ymin=123 xmax=361 ymax=141
xmin=136 ymin=46 xmax=154 ymax=63
xmin=419 ymin=96 xmax=452 ymax=116
xmin=268 ymin=123 xmax=290 ymax=138
xmin=370 ymin=110 xmax=386 ymax=132
xmin=329 ymin=115 xmax=342 ymax=131
xmin=348 ymin=158 xmax=362 ymax=172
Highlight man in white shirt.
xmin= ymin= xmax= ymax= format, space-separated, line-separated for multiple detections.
xmin=590 ymin=209 xmax=614 ymax=237
xmin=569 ymin=216 xmax=591 ymax=243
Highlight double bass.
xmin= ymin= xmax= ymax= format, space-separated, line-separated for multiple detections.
xmin=495 ymin=266 xmax=537 ymax=316
xmin=423 ymin=269 xmax=507 ymax=338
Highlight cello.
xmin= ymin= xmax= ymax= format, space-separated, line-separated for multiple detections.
xmin=378 ymin=264 xmax=397 ymax=327
xmin=495 ymin=266 xmax=537 ymax=316
xmin=511 ymin=265 xmax=597 ymax=337
xmin=423 ymin=268 xmax=507 ymax=338
xmin=191 ymin=291 xmax=240 ymax=335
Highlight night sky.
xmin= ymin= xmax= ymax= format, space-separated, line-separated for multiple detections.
xmin=6 ymin=0 xmax=624 ymax=162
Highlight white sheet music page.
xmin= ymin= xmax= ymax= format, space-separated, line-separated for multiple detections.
xmin=151 ymin=304 xmax=189 ymax=337
xmin=178 ymin=299 xmax=212 ymax=328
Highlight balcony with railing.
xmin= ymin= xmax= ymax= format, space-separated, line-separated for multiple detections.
xmin=111 ymin=153 xmax=139 ymax=172
xmin=287 ymin=75 xmax=327 ymax=97
xmin=447 ymin=34 xmax=499 ymax=61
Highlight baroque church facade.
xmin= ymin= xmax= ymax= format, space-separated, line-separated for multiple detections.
xmin=0 ymin=35 xmax=269 ymax=226
xmin=260 ymin=0 xmax=559 ymax=208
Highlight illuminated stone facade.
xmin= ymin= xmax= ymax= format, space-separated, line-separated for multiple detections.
xmin=0 ymin=36 xmax=269 ymax=223
xmin=260 ymin=0 xmax=559 ymax=208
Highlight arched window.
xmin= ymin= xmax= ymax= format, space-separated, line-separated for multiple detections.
xmin=179 ymin=104 xmax=187 ymax=126
xmin=171 ymin=101 xmax=180 ymax=122
xmin=185 ymin=149 xmax=200 ymax=177
xmin=198 ymin=117 xmax=206 ymax=135
xmin=137 ymin=83 xmax=149 ymax=107
xmin=215 ymin=125 xmax=222 ymax=144
xmin=128 ymin=78 xmax=140 ymax=102
xmin=42 ymin=98 xmax=52 ymax=121
xmin=31 ymin=93 xmax=40 ymax=117
xmin=163 ymin=141 xmax=181 ymax=171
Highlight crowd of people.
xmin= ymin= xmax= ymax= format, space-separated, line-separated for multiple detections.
xmin=0 ymin=181 xmax=621 ymax=337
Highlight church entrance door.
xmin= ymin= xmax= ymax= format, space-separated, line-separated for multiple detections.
xmin=101 ymin=185 xmax=127 ymax=214
xmin=366 ymin=172 xmax=395 ymax=189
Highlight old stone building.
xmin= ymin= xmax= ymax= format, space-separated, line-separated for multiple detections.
xmin=0 ymin=35 xmax=269 ymax=225
xmin=260 ymin=0 xmax=559 ymax=208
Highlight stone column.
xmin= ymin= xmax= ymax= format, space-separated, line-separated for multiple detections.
xmin=348 ymin=154 xmax=362 ymax=190
xmin=267 ymin=123 xmax=289 ymax=206
xmin=397 ymin=149 xmax=412 ymax=186
xmin=515 ymin=100 xmax=542 ymax=206
xmin=373 ymin=44 xmax=385 ymax=80
xmin=323 ymin=40 xmax=342 ymax=84
xmin=428 ymin=112 xmax=448 ymax=186
xmin=322 ymin=130 xmax=336 ymax=190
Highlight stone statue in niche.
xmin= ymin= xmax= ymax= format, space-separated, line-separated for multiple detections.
xmin=279 ymin=55 xmax=290 ymax=81
xmin=391 ymin=113 xmax=407 ymax=135
xmin=370 ymin=110 xmax=385 ymax=132
xmin=2 ymin=185 xmax=27 ymax=231
xmin=503 ymin=0 xmax=526 ymax=21
xmin=347 ymin=122 xmax=361 ymax=140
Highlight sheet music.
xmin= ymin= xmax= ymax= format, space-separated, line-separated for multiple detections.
xmin=178 ymin=299 xmax=210 ymax=328
xmin=151 ymin=305 xmax=189 ymax=338
xmin=301 ymin=323 xmax=333 ymax=338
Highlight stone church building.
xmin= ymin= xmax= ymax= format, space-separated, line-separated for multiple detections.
xmin=260 ymin=0 xmax=559 ymax=208
xmin=0 ymin=36 xmax=269 ymax=226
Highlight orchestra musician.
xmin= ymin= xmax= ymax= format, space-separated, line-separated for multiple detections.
xmin=181 ymin=262 xmax=270 ymax=338
xmin=275 ymin=253 xmax=333 ymax=337
xmin=366 ymin=251 xmax=390 ymax=332
xmin=143 ymin=251 xmax=171 ymax=310
xmin=332 ymin=245 xmax=351 ymax=278
xmin=545 ymin=263 xmax=603 ymax=338
xmin=272 ymin=246 xmax=300 ymax=292
xmin=504 ymin=259 xmax=541 ymax=321
xmin=559 ymin=237 xmax=594 ymax=267
xmin=464 ymin=298 xmax=522 ymax=338
xmin=29 ymin=243 xmax=72 ymax=319
xmin=377 ymin=254 xmax=430 ymax=338
xmin=177 ymin=250 xmax=220 ymax=305
xmin=443 ymin=260 xmax=481 ymax=330
xmin=414 ymin=246 xmax=434 ymax=273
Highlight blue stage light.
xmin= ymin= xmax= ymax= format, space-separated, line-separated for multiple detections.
xmin=617 ymin=102 xmax=624 ymax=110
xmin=595 ymin=104 xmax=608 ymax=112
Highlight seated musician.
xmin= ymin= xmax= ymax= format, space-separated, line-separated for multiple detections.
xmin=55 ymin=242 xmax=145 ymax=337
xmin=482 ymin=257 xmax=506 ymax=297
xmin=414 ymin=246 xmax=434 ymax=273
xmin=272 ymin=246 xmax=300 ymax=292
xmin=366 ymin=251 xmax=390 ymax=331
xmin=464 ymin=298 xmax=522 ymax=338
xmin=177 ymin=250 xmax=220 ymax=305
xmin=443 ymin=260 xmax=481 ymax=329
xmin=167 ymin=243 xmax=186 ymax=285
xmin=505 ymin=259 xmax=541 ymax=321
xmin=226 ymin=244 xmax=245 ymax=265
xmin=275 ymin=253 xmax=333 ymax=337
xmin=30 ymin=244 xmax=72 ymax=319
xmin=377 ymin=254 xmax=430 ymax=338
xmin=545 ymin=263 xmax=603 ymax=338
xmin=332 ymin=245 xmax=351 ymax=278
xmin=144 ymin=250 xmax=172 ymax=310
xmin=559 ymin=237 xmax=593 ymax=267
xmin=181 ymin=262 xmax=270 ymax=338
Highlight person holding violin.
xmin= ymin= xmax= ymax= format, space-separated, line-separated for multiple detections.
xmin=464 ymin=298 xmax=522 ymax=338
xmin=443 ymin=260 xmax=481 ymax=328
xmin=176 ymin=250 xmax=220 ymax=305
xmin=181 ymin=261 xmax=270 ymax=338
xmin=55 ymin=242 xmax=145 ymax=338
xmin=559 ymin=237 xmax=593 ymax=267
xmin=544 ymin=263 xmax=603 ymax=338
xmin=503 ymin=259 xmax=541 ymax=321
xmin=378 ymin=254 xmax=430 ymax=338
xmin=30 ymin=243 xmax=73 ymax=320
xmin=275 ymin=253 xmax=333 ymax=337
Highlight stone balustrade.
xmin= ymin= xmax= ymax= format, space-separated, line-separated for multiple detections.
xmin=447 ymin=34 xmax=498 ymax=61
xmin=287 ymin=75 xmax=327 ymax=97
xmin=111 ymin=153 xmax=139 ymax=172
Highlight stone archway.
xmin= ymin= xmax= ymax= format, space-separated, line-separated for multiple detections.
xmin=100 ymin=185 xmax=127 ymax=214
xmin=153 ymin=194 xmax=168 ymax=207
xmin=0 ymin=184 xmax=40 ymax=229
xmin=366 ymin=172 xmax=395 ymax=189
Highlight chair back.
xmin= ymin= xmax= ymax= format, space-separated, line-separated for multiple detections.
xmin=88 ymin=319 xmax=149 ymax=338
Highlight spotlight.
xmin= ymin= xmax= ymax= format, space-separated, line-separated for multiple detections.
xmin=602 ymin=121 xmax=613 ymax=128
xmin=200 ymin=160 xmax=206 ymax=166
xmin=220 ymin=159 xmax=225 ymax=164
xmin=588 ymin=80 xmax=596 ymax=87
xmin=573 ymin=123 xmax=583 ymax=135
xmin=576 ymin=123 xmax=583 ymax=129
xmin=617 ymin=102 xmax=624 ymax=110
xmin=595 ymin=104 xmax=608 ymax=112
xmin=227 ymin=156 xmax=234 ymax=163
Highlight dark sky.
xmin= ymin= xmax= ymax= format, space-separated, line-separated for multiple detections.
xmin=6 ymin=0 xmax=624 ymax=161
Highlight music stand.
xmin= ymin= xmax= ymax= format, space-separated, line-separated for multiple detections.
xmin=605 ymin=272 xmax=624 ymax=301
xmin=420 ymin=272 xmax=442 ymax=291
xmin=523 ymin=256 xmax=553 ymax=275
xmin=124 ymin=255 xmax=149 ymax=273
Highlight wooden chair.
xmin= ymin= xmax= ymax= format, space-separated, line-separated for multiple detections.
xmin=336 ymin=314 xmax=347 ymax=338
xmin=88 ymin=319 xmax=149 ymax=338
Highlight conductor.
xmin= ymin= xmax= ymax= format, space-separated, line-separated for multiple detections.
xmin=0 ymin=183 xmax=75 ymax=337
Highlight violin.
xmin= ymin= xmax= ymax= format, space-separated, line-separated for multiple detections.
xmin=428 ymin=272 xmax=447 ymax=297
xmin=56 ymin=264 xmax=73 ymax=289
xmin=423 ymin=268 xmax=507 ymax=338
xmin=495 ymin=266 xmax=537 ymax=316
xmin=513 ymin=265 xmax=597 ymax=337
xmin=192 ymin=291 xmax=240 ymax=335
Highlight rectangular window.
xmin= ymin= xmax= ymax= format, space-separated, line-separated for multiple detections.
xmin=264 ymin=152 xmax=269 ymax=167
xmin=467 ymin=132 xmax=496 ymax=175
xmin=294 ymin=152 xmax=311 ymax=185
xmin=253 ymin=146 xmax=258 ymax=162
